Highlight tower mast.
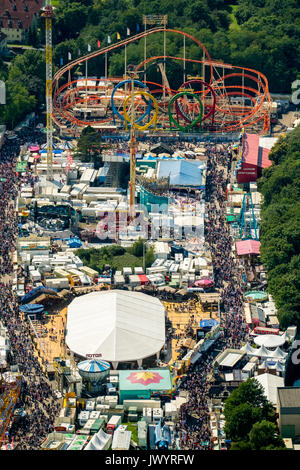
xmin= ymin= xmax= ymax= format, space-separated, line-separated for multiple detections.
xmin=41 ymin=1 xmax=55 ymax=181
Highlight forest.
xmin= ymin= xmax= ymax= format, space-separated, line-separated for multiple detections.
xmin=1 ymin=0 xmax=300 ymax=127
xmin=258 ymin=125 xmax=300 ymax=330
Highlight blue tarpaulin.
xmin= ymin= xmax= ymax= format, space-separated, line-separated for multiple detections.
xmin=66 ymin=236 xmax=82 ymax=248
xmin=21 ymin=287 xmax=58 ymax=304
xmin=20 ymin=304 xmax=44 ymax=314
xmin=199 ymin=319 xmax=219 ymax=329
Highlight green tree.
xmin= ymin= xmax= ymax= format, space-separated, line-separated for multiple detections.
xmin=224 ymin=379 xmax=276 ymax=441
xmin=75 ymin=126 xmax=104 ymax=169
xmin=248 ymin=420 xmax=285 ymax=450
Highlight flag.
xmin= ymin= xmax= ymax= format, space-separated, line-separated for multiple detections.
xmin=97 ymin=40 xmax=101 ymax=48
xmin=136 ymin=23 xmax=140 ymax=32
xmin=67 ymin=153 xmax=73 ymax=165
xmin=60 ymin=57 xmax=63 ymax=66
xmin=127 ymin=27 xmax=130 ymax=36
xmin=107 ymin=35 xmax=111 ymax=44
xmin=116 ymin=32 xmax=120 ymax=40
xmin=87 ymin=43 xmax=91 ymax=52
xmin=68 ymin=52 xmax=72 ymax=61
xmin=77 ymin=49 xmax=81 ymax=56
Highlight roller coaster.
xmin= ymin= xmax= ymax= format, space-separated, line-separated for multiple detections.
xmin=52 ymin=27 xmax=271 ymax=136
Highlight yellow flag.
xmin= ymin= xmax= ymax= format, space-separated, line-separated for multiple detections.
xmin=116 ymin=32 xmax=121 ymax=40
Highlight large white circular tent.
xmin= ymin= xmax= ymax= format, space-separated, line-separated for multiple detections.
xmin=66 ymin=290 xmax=165 ymax=369
xmin=254 ymin=334 xmax=285 ymax=348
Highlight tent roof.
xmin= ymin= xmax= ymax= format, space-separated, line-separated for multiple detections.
xmin=236 ymin=239 xmax=261 ymax=255
xmin=66 ymin=290 xmax=165 ymax=362
xmin=157 ymin=160 xmax=204 ymax=187
xmin=255 ymin=373 xmax=284 ymax=405
xmin=254 ymin=334 xmax=285 ymax=348
xmin=77 ymin=359 xmax=110 ymax=373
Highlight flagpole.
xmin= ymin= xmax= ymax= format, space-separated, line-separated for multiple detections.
xmin=125 ymin=43 xmax=127 ymax=81
xmin=85 ymin=59 xmax=88 ymax=119
xmin=144 ymin=19 xmax=147 ymax=83
xmin=183 ymin=35 xmax=186 ymax=83
xmin=105 ymin=52 xmax=107 ymax=81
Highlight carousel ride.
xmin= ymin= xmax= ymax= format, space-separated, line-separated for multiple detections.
xmin=52 ymin=28 xmax=271 ymax=137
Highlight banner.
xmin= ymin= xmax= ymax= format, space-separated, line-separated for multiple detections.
xmin=107 ymin=35 xmax=111 ymax=44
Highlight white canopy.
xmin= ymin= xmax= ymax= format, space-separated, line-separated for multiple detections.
xmin=84 ymin=429 xmax=112 ymax=451
xmin=241 ymin=342 xmax=257 ymax=355
xmin=256 ymin=345 xmax=270 ymax=357
xmin=66 ymin=290 xmax=165 ymax=362
xmin=254 ymin=334 xmax=285 ymax=348
xmin=255 ymin=373 xmax=284 ymax=405
xmin=272 ymin=347 xmax=287 ymax=359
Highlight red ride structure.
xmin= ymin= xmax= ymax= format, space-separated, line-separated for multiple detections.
xmin=52 ymin=28 xmax=271 ymax=135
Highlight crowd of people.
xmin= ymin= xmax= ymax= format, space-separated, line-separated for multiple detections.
xmin=178 ymin=142 xmax=249 ymax=450
xmin=0 ymin=128 xmax=61 ymax=450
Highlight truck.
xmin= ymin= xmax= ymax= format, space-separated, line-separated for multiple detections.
xmin=106 ymin=415 xmax=122 ymax=434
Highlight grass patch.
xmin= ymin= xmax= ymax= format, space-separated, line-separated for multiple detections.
xmin=75 ymin=240 xmax=155 ymax=274
xmin=122 ymin=421 xmax=139 ymax=443
xmin=229 ymin=4 xmax=240 ymax=31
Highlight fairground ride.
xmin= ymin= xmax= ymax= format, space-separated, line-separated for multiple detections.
xmin=52 ymin=28 xmax=271 ymax=138
xmin=0 ymin=375 xmax=22 ymax=446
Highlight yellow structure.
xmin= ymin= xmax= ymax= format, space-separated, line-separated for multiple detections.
xmin=41 ymin=2 xmax=55 ymax=181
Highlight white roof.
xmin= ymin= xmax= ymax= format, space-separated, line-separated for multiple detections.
xmin=255 ymin=373 xmax=284 ymax=405
xmin=84 ymin=429 xmax=112 ymax=450
xmin=66 ymin=290 xmax=165 ymax=362
xmin=254 ymin=334 xmax=285 ymax=348
xmin=219 ymin=352 xmax=243 ymax=368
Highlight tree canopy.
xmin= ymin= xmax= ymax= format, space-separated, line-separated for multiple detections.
xmin=224 ymin=379 xmax=285 ymax=449
xmin=20 ymin=0 xmax=300 ymax=94
xmin=258 ymin=126 xmax=300 ymax=329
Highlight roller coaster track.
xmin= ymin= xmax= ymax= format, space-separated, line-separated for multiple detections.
xmin=52 ymin=27 xmax=271 ymax=134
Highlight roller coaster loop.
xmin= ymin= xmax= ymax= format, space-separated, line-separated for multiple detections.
xmin=123 ymin=91 xmax=159 ymax=131
xmin=168 ymin=91 xmax=203 ymax=132
xmin=176 ymin=79 xmax=216 ymax=124
xmin=111 ymin=79 xmax=151 ymax=126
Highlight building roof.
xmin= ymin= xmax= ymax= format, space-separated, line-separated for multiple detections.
xmin=0 ymin=0 xmax=43 ymax=30
xmin=241 ymin=133 xmax=272 ymax=169
xmin=65 ymin=290 xmax=165 ymax=362
xmin=157 ymin=160 xmax=204 ymax=187
xmin=119 ymin=369 xmax=172 ymax=391
xmin=278 ymin=387 xmax=300 ymax=408
xmin=255 ymin=373 xmax=284 ymax=405
xmin=236 ymin=239 xmax=261 ymax=256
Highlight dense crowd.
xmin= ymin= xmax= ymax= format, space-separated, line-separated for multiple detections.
xmin=0 ymin=129 xmax=60 ymax=450
xmin=178 ymin=142 xmax=249 ymax=450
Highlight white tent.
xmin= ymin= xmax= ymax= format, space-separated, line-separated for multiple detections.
xmin=255 ymin=373 xmax=284 ymax=405
xmin=256 ymin=345 xmax=270 ymax=357
xmin=66 ymin=290 xmax=165 ymax=366
xmin=84 ymin=429 xmax=112 ymax=451
xmin=272 ymin=347 xmax=287 ymax=359
xmin=254 ymin=334 xmax=285 ymax=348
xmin=241 ymin=342 xmax=257 ymax=355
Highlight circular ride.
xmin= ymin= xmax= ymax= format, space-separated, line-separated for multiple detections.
xmin=52 ymin=28 xmax=271 ymax=135
xmin=168 ymin=91 xmax=204 ymax=132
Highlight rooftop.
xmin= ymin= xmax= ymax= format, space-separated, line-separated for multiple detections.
xmin=0 ymin=0 xmax=43 ymax=30
xmin=278 ymin=387 xmax=300 ymax=408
